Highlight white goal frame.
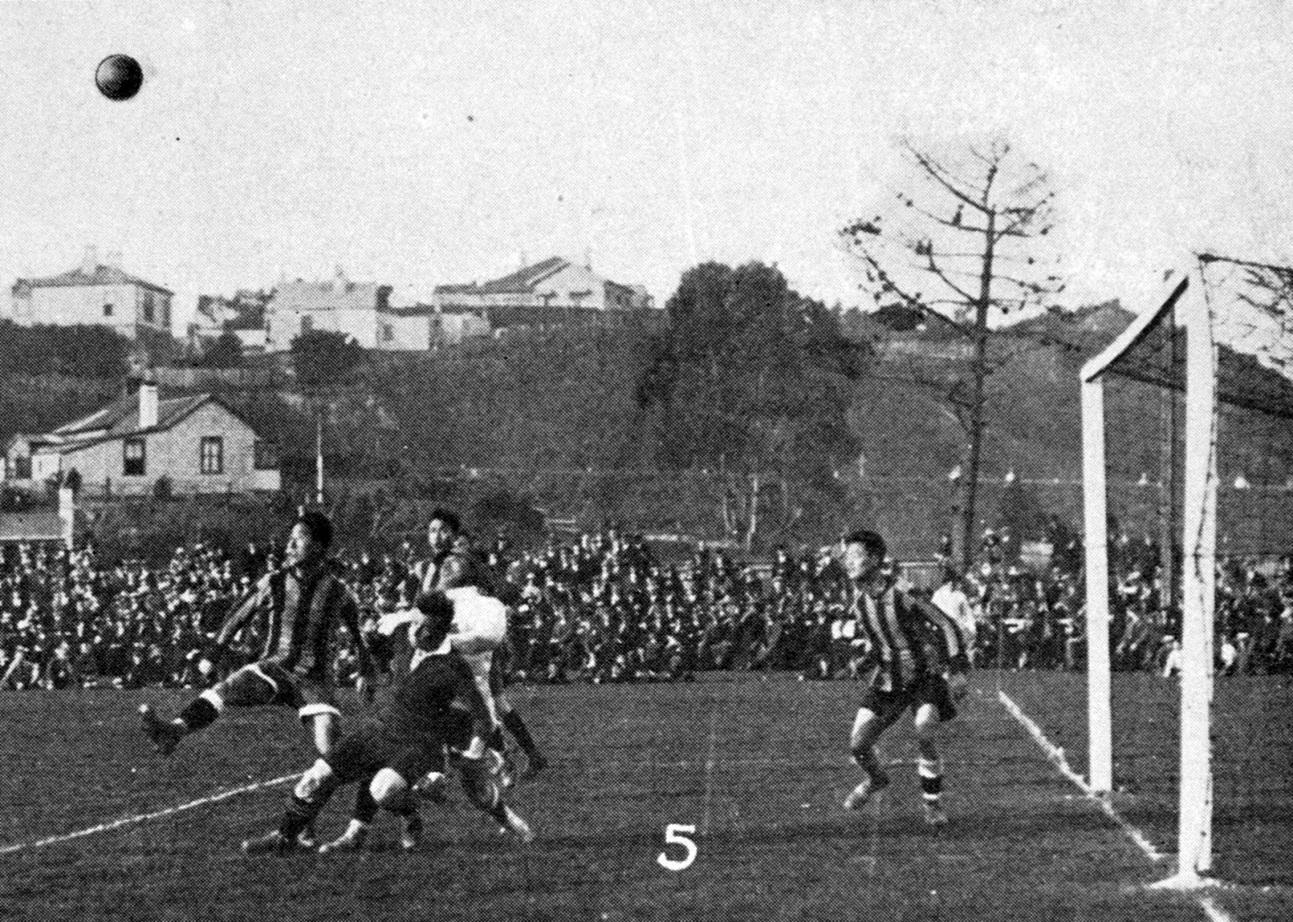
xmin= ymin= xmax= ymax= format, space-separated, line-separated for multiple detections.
xmin=1080 ymin=268 xmax=1216 ymax=886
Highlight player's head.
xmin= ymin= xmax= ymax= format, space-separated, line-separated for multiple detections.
xmin=286 ymin=511 xmax=332 ymax=568
xmin=412 ymin=589 xmax=454 ymax=650
xmin=842 ymin=529 xmax=886 ymax=581
xmin=427 ymin=508 xmax=462 ymax=556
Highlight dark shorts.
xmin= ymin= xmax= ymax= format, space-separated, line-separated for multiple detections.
xmin=858 ymin=669 xmax=957 ymax=729
xmin=327 ymin=720 xmax=448 ymax=785
xmin=213 ymin=662 xmax=338 ymax=722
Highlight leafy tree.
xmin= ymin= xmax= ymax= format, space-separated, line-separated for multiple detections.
xmin=0 ymin=321 xmax=130 ymax=379
xmin=638 ymin=262 xmax=867 ymax=549
xmin=290 ymin=329 xmax=366 ymax=393
xmin=197 ymin=331 xmax=244 ymax=368
xmin=840 ymin=136 xmax=1065 ymax=569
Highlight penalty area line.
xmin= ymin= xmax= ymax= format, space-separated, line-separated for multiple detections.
xmin=0 ymin=772 xmax=298 ymax=855
xmin=997 ymin=690 xmax=1238 ymax=922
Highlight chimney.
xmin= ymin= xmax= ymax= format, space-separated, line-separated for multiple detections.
xmin=82 ymin=245 xmax=98 ymax=275
xmin=139 ymin=371 xmax=159 ymax=428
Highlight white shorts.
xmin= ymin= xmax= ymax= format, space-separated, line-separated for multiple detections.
xmin=446 ymin=586 xmax=508 ymax=655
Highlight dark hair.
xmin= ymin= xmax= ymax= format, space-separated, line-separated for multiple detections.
xmin=844 ymin=529 xmax=886 ymax=560
xmin=295 ymin=511 xmax=334 ymax=550
xmin=428 ymin=508 xmax=462 ymax=534
xmin=413 ymin=590 xmax=454 ymax=649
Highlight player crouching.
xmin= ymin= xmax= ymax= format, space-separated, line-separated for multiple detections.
xmin=241 ymin=590 xmax=534 ymax=856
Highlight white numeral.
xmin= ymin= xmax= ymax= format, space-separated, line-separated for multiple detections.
xmin=657 ymin=823 xmax=698 ymax=871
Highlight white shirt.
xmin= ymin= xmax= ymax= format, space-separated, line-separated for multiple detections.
xmin=932 ymin=583 xmax=974 ymax=637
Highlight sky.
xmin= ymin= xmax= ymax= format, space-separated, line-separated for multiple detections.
xmin=1 ymin=0 xmax=1291 ymax=331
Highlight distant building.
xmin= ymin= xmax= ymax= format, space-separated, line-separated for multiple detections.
xmin=189 ymin=289 xmax=274 ymax=353
xmin=2 ymin=374 xmax=280 ymax=497
xmin=7 ymin=246 xmax=175 ymax=357
xmin=387 ymin=304 xmax=492 ymax=348
xmin=433 ymin=257 xmax=655 ymax=330
xmin=264 ymin=267 xmax=398 ymax=351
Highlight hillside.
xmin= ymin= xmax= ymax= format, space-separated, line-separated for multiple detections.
xmin=1 ymin=306 xmax=1137 ymax=555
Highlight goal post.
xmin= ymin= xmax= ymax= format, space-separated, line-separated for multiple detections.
xmin=1080 ymin=254 xmax=1293 ymax=885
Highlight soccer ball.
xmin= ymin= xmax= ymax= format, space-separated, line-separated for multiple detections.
xmin=96 ymin=55 xmax=143 ymax=101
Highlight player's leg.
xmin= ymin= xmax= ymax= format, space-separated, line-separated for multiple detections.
xmin=457 ymin=753 xmax=535 ymax=843
xmin=913 ymin=672 xmax=958 ymax=827
xmin=368 ymin=767 xmax=424 ymax=851
xmin=913 ymin=702 xmax=948 ymax=827
xmin=494 ymin=657 xmax=546 ymax=777
xmin=243 ymin=757 xmax=345 ymax=855
xmin=844 ymin=706 xmax=892 ymax=809
xmin=140 ymin=663 xmax=276 ymax=756
xmin=317 ymin=772 xmax=380 ymax=854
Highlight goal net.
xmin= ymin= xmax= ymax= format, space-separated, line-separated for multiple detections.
xmin=1081 ymin=253 xmax=1293 ymax=886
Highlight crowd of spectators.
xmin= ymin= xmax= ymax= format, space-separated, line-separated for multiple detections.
xmin=2 ymin=527 xmax=1292 ymax=691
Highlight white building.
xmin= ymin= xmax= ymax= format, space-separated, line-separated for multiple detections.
xmin=8 ymin=247 xmax=174 ymax=354
xmin=433 ymin=257 xmax=655 ymax=329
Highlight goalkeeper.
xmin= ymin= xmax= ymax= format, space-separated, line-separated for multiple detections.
xmin=241 ymin=589 xmax=533 ymax=855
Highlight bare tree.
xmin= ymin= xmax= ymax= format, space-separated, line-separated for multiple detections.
xmin=841 ymin=137 xmax=1064 ymax=571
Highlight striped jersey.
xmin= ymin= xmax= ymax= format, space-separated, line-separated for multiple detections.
xmin=852 ymin=581 xmax=969 ymax=692
xmin=218 ymin=565 xmax=372 ymax=681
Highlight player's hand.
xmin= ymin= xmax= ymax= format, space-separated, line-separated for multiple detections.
xmin=197 ymin=657 xmax=216 ymax=679
xmin=357 ymin=674 xmax=375 ymax=703
xmin=948 ymin=671 xmax=969 ymax=702
xmin=461 ymin=734 xmax=487 ymax=760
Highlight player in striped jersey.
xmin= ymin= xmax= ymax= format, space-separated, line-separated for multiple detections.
xmin=841 ymin=530 xmax=969 ymax=826
xmin=140 ymin=511 xmax=375 ymax=761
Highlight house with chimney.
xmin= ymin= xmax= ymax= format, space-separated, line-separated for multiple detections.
xmin=7 ymin=246 xmax=175 ymax=358
xmin=2 ymin=374 xmax=280 ymax=497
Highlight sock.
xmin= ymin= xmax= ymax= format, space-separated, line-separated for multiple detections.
xmin=177 ymin=696 xmax=219 ymax=733
xmin=279 ymin=794 xmax=324 ymax=840
xmin=918 ymin=756 xmax=944 ymax=804
xmin=502 ymin=710 xmax=541 ymax=759
xmin=352 ymin=777 xmax=379 ymax=825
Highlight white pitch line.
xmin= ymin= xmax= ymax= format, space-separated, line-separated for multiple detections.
xmin=997 ymin=689 xmax=1237 ymax=922
xmin=0 ymin=773 xmax=297 ymax=856
xmin=699 ymin=706 xmax=720 ymax=836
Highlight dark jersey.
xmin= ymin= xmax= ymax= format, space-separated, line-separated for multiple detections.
xmin=853 ymin=582 xmax=968 ymax=692
xmin=217 ymin=565 xmax=372 ymax=681
xmin=382 ymin=650 xmax=477 ymax=740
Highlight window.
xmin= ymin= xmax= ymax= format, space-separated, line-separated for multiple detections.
xmin=143 ymin=291 xmax=155 ymax=324
xmin=199 ymin=436 xmax=224 ymax=475
xmin=253 ymin=440 xmax=279 ymax=471
xmin=123 ymin=438 xmax=146 ymax=476
xmin=103 ymin=303 xmax=114 ymax=318
xmin=381 ymin=323 xmax=394 ymax=342
xmin=13 ymin=455 xmax=31 ymax=479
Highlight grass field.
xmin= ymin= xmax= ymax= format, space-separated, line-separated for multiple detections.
xmin=0 ymin=671 xmax=1289 ymax=921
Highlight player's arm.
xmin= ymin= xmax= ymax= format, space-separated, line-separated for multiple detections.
xmin=914 ymin=595 xmax=971 ymax=697
xmin=202 ymin=576 xmax=271 ymax=675
xmin=339 ymin=589 xmax=377 ymax=700
xmin=452 ymin=657 xmax=492 ymax=759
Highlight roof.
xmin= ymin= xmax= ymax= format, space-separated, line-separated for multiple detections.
xmin=35 ymin=392 xmax=262 ymax=454
xmin=433 ymin=257 xmax=569 ymax=296
xmin=13 ymin=263 xmax=173 ymax=296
